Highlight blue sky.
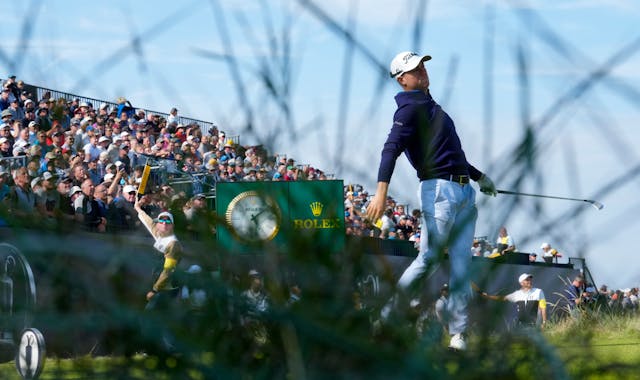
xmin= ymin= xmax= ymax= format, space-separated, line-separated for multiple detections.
xmin=2 ymin=0 xmax=640 ymax=289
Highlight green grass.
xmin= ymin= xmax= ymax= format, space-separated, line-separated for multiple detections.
xmin=1 ymin=314 xmax=639 ymax=379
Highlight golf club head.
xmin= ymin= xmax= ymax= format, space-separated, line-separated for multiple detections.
xmin=590 ymin=201 xmax=604 ymax=210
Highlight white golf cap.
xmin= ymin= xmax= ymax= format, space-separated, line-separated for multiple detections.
xmin=69 ymin=186 xmax=82 ymax=196
xmin=518 ymin=273 xmax=533 ymax=283
xmin=123 ymin=184 xmax=137 ymax=194
xmin=98 ymin=136 xmax=110 ymax=143
xmin=389 ymin=51 xmax=432 ymax=78
xmin=540 ymin=242 xmax=551 ymax=249
xmin=103 ymin=173 xmax=115 ymax=182
xmin=31 ymin=177 xmax=42 ymax=188
xmin=155 ymin=211 xmax=174 ymax=224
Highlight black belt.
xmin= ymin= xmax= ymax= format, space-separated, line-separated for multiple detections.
xmin=436 ymin=174 xmax=470 ymax=185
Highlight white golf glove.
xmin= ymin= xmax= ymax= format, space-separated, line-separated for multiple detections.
xmin=478 ymin=174 xmax=497 ymax=196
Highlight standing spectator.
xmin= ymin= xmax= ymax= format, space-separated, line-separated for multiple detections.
xmin=366 ymin=51 xmax=497 ymax=351
xmin=565 ymin=275 xmax=585 ymax=311
xmin=134 ymin=197 xmax=183 ymax=351
xmin=434 ymin=283 xmax=450 ymax=331
xmin=73 ymin=179 xmax=105 ymax=232
xmin=0 ymin=88 xmax=11 ymax=111
xmin=57 ymin=177 xmax=75 ymax=218
xmin=7 ymin=98 xmax=24 ymax=121
xmin=240 ymin=269 xmax=270 ymax=327
xmin=35 ymin=107 xmax=52 ymax=132
xmin=4 ymin=75 xmax=20 ymax=102
xmin=167 ymin=107 xmax=179 ymax=125
xmin=0 ymin=165 xmax=11 ymax=202
xmin=70 ymin=164 xmax=88 ymax=187
xmin=107 ymin=183 xmax=138 ymax=232
xmin=83 ymin=134 xmax=102 ymax=162
xmin=480 ymin=273 xmax=547 ymax=328
xmin=93 ymin=183 xmax=109 ymax=220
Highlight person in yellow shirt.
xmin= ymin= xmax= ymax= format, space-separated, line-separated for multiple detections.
xmin=540 ymin=242 xmax=560 ymax=264
xmin=134 ymin=196 xmax=183 ymax=304
xmin=495 ymin=226 xmax=516 ymax=255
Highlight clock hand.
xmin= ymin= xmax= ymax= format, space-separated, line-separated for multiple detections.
xmin=250 ymin=208 xmax=269 ymax=224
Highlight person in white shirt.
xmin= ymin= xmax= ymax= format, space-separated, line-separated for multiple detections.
xmin=480 ymin=273 xmax=547 ymax=328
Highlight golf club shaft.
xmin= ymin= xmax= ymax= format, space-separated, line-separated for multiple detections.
xmin=496 ymin=189 xmax=603 ymax=209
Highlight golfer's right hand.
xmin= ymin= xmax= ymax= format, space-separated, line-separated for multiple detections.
xmin=478 ymin=174 xmax=497 ymax=196
xmin=365 ymin=194 xmax=386 ymax=222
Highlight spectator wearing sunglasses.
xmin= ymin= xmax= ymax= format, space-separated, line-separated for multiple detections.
xmin=134 ymin=196 xmax=183 ymax=304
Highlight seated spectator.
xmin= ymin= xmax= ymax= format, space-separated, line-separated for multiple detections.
xmin=7 ymin=167 xmax=36 ymax=217
xmin=540 ymin=242 xmax=561 ymax=264
xmin=35 ymin=171 xmax=60 ymax=218
xmin=471 ymin=239 xmax=483 ymax=257
xmin=496 ymin=226 xmax=516 ymax=255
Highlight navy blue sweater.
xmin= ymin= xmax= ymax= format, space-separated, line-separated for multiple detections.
xmin=377 ymin=90 xmax=482 ymax=183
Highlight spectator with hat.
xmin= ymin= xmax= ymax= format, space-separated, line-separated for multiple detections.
xmin=133 ymin=195 xmax=183 ymax=303
xmin=479 ymin=273 xmax=547 ymax=328
xmin=540 ymin=242 xmax=561 ymax=264
xmin=0 ymin=165 xmax=11 ymax=202
xmin=107 ymin=183 xmax=138 ymax=232
xmin=56 ymin=176 xmax=75 ymax=218
xmin=435 ymin=283 xmax=451 ymax=330
xmin=0 ymin=136 xmax=11 ymax=157
xmin=35 ymin=107 xmax=52 ymax=132
xmin=240 ymin=269 xmax=270 ymax=328
xmin=4 ymin=75 xmax=20 ymax=103
xmin=183 ymin=193 xmax=212 ymax=238
xmin=35 ymin=171 xmax=60 ymax=217
xmin=0 ymin=87 xmax=11 ymax=111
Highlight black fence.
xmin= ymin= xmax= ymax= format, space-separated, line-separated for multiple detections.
xmin=22 ymin=83 xmax=240 ymax=145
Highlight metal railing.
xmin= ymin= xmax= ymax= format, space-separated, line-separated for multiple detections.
xmin=26 ymin=83 xmax=240 ymax=145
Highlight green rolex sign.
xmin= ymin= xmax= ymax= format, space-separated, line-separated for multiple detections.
xmin=216 ymin=181 xmax=345 ymax=255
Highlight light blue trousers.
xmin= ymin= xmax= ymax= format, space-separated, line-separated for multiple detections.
xmin=390 ymin=179 xmax=477 ymax=335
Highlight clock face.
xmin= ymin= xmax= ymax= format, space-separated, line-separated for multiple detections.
xmin=225 ymin=191 xmax=281 ymax=242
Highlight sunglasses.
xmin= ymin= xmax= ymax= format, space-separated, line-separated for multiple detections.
xmin=157 ymin=218 xmax=172 ymax=224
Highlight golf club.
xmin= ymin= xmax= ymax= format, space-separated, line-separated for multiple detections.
xmin=496 ymin=189 xmax=604 ymax=210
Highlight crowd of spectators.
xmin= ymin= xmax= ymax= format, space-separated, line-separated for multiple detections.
xmin=342 ymin=183 xmax=422 ymax=246
xmin=4 ymin=75 xmax=634 ymax=308
xmin=579 ymin=283 xmax=640 ymax=315
xmin=0 ymin=75 xmax=331 ymax=234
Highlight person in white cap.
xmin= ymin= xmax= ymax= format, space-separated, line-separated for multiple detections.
xmin=366 ymin=51 xmax=497 ymax=351
xmin=134 ymin=195 xmax=183 ymax=306
xmin=540 ymin=242 xmax=560 ymax=264
xmin=480 ymin=273 xmax=547 ymax=328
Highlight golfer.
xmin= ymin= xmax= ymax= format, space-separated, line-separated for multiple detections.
xmin=367 ymin=51 xmax=496 ymax=351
